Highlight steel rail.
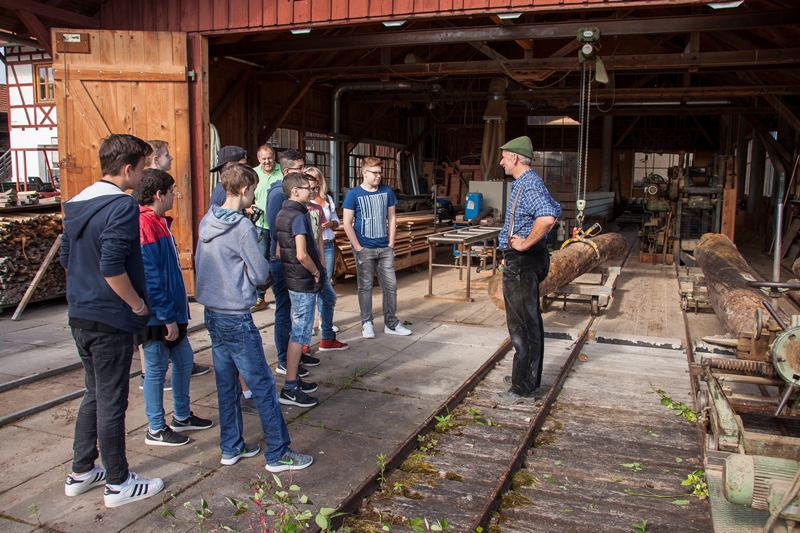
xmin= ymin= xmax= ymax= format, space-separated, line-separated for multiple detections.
xmin=469 ymin=313 xmax=596 ymax=530
xmin=324 ymin=336 xmax=514 ymax=531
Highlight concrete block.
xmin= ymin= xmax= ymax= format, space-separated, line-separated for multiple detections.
xmin=0 ymin=426 xmax=73 ymax=496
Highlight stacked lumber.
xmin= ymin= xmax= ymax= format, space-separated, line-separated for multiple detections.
xmin=0 ymin=189 xmax=17 ymax=207
xmin=0 ymin=212 xmax=65 ymax=307
xmin=17 ymin=191 xmax=39 ymax=206
xmin=333 ymin=213 xmax=438 ymax=274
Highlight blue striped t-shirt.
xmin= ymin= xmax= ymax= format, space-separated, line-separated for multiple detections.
xmin=342 ymin=184 xmax=398 ymax=249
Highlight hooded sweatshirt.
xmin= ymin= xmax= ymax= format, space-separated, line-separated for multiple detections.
xmin=195 ymin=205 xmax=270 ymax=314
xmin=60 ymin=180 xmax=149 ymax=334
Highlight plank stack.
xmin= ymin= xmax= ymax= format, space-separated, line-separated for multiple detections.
xmin=0 ymin=212 xmax=65 ymax=307
xmin=0 ymin=189 xmax=17 ymax=208
xmin=333 ymin=213 xmax=439 ymax=276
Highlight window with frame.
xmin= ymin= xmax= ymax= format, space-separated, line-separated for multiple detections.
xmin=267 ymin=127 xmax=299 ymax=152
xmin=35 ymin=64 xmax=55 ymax=103
xmin=530 ymin=151 xmax=578 ymax=186
xmin=632 ymin=152 xmax=689 ymax=190
xmin=304 ymin=136 xmax=330 ymax=180
xmin=348 ymin=142 xmax=397 ymax=189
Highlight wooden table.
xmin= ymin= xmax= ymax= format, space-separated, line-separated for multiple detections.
xmin=425 ymin=226 xmax=501 ymax=302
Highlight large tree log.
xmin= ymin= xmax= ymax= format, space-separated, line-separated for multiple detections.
xmin=695 ymin=232 xmax=788 ymax=335
xmin=489 ymin=232 xmax=628 ymax=310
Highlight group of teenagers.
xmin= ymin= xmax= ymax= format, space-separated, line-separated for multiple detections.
xmin=59 ymin=133 xmax=415 ymax=508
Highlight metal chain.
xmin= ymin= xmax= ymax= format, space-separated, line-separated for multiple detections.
xmin=582 ymin=62 xmax=592 ymax=206
xmin=576 ymin=62 xmax=586 ymax=211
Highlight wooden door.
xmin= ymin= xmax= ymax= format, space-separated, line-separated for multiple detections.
xmin=52 ymin=29 xmax=196 ymax=294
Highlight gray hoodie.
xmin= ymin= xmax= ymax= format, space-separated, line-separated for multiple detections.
xmin=195 ymin=206 xmax=270 ymax=314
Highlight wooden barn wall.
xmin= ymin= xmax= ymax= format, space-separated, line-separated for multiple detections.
xmin=99 ymin=0 xmax=709 ymax=33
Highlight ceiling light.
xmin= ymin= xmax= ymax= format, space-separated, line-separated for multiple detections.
xmin=496 ymin=12 xmax=522 ymax=20
xmin=708 ymin=1 xmax=744 ymax=8
xmin=290 ymin=28 xmax=311 ymax=35
xmin=383 ymin=20 xmax=406 ymax=27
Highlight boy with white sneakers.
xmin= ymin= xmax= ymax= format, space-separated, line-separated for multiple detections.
xmin=195 ymin=163 xmax=313 ymax=473
xmin=342 ymin=157 xmax=412 ymax=339
xmin=61 ymin=134 xmax=164 ymax=507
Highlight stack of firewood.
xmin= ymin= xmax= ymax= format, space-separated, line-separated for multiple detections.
xmin=0 ymin=213 xmax=65 ymax=307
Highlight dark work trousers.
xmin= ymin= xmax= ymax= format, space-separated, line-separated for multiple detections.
xmin=503 ymin=242 xmax=550 ymax=396
xmin=71 ymin=328 xmax=134 ymax=484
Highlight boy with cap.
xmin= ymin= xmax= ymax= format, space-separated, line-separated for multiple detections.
xmin=209 ymin=146 xmax=248 ymax=207
xmin=196 ymin=163 xmax=314 ymax=472
xmin=494 ymin=136 xmax=561 ymax=405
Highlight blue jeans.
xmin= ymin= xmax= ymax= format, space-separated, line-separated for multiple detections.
xmin=289 ymin=291 xmax=317 ymax=346
xmin=316 ymin=277 xmax=337 ymax=340
xmin=323 ymin=240 xmax=335 ymax=282
xmin=270 ymin=260 xmax=291 ymax=366
xmin=354 ymin=246 xmax=399 ymax=328
xmin=142 ymin=337 xmax=192 ymax=431
xmin=257 ymin=227 xmax=271 ymax=299
xmin=70 ymin=328 xmax=133 ymax=485
xmin=204 ymin=309 xmax=290 ymax=462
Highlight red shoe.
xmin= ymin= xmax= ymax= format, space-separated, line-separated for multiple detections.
xmin=319 ymin=338 xmax=349 ymax=352
xmin=302 ymin=344 xmax=311 ymax=355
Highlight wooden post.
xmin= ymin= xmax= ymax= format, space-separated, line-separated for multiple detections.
xmin=11 ymin=235 xmax=62 ymax=321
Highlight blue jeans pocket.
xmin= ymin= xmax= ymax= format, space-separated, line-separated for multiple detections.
xmin=214 ymin=321 xmax=246 ymax=356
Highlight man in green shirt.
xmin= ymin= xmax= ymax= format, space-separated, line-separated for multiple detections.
xmin=253 ymin=144 xmax=282 ymax=308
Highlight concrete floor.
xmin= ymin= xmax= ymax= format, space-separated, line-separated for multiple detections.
xmin=0 ymin=231 xmax=743 ymax=532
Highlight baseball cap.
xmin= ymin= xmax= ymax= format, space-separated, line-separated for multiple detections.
xmin=211 ymin=146 xmax=247 ymax=173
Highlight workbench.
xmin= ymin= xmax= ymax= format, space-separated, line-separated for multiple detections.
xmin=425 ymin=226 xmax=501 ymax=302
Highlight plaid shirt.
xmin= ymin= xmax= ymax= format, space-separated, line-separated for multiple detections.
xmin=498 ymin=169 xmax=562 ymax=251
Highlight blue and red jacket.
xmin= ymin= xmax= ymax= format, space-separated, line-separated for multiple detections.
xmin=139 ymin=206 xmax=189 ymax=326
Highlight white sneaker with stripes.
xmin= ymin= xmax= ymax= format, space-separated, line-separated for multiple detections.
xmin=64 ymin=464 xmax=106 ymax=496
xmin=103 ymin=472 xmax=164 ymax=508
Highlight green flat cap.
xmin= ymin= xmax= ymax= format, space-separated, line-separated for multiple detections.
xmin=500 ymin=136 xmax=534 ymax=159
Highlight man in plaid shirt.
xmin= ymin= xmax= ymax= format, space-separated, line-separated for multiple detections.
xmin=494 ymin=136 xmax=561 ymax=405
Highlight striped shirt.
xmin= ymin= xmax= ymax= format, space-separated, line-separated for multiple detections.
xmin=342 ymin=184 xmax=398 ymax=249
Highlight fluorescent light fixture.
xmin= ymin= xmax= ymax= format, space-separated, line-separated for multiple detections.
xmin=708 ymin=1 xmax=744 ymax=9
xmin=686 ymin=100 xmax=730 ymax=105
xmin=496 ymin=12 xmax=522 ymax=20
xmin=290 ymin=28 xmax=311 ymax=35
xmin=383 ymin=20 xmax=406 ymax=27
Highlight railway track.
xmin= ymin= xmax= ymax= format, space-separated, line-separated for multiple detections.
xmin=327 ymin=246 xmax=711 ymax=532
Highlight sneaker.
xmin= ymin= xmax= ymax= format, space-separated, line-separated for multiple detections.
xmin=362 ymin=321 xmax=375 ymax=339
xmin=300 ymin=354 xmax=321 ymax=367
xmin=385 ymin=323 xmax=412 ymax=336
xmin=493 ymin=389 xmax=534 ymax=405
xmin=241 ymin=396 xmax=258 ymax=415
xmin=145 ymin=426 xmax=190 ymax=447
xmin=251 ymin=297 xmax=268 ymax=311
xmin=191 ymin=363 xmax=211 ymax=377
xmin=275 ymin=364 xmax=310 ymax=378
xmin=103 ymin=472 xmax=164 ymax=508
xmin=302 ymin=344 xmax=311 ymax=355
xmin=139 ymin=374 xmax=171 ymax=391
xmin=279 ymin=388 xmax=318 ymax=408
xmin=220 ymin=443 xmax=261 ymax=466
xmin=297 ymin=379 xmax=318 ymax=393
xmin=169 ymin=412 xmax=213 ymax=432
xmin=319 ymin=337 xmax=349 ymax=351
xmin=265 ymin=448 xmax=314 ymax=473
xmin=317 ymin=321 xmax=340 ymax=334
xmin=65 ymin=465 xmax=106 ymax=496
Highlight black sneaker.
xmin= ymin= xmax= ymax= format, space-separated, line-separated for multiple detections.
xmin=297 ymin=379 xmax=318 ymax=393
xmin=191 ymin=363 xmax=211 ymax=377
xmin=300 ymin=354 xmax=320 ymax=367
xmin=241 ymin=396 xmax=258 ymax=415
xmin=145 ymin=426 xmax=190 ymax=446
xmin=279 ymin=388 xmax=318 ymax=408
xmin=169 ymin=412 xmax=213 ymax=432
xmin=139 ymin=374 xmax=171 ymax=391
xmin=275 ymin=364 xmax=309 ymax=378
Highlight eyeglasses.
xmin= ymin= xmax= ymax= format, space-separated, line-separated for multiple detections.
xmin=295 ymin=186 xmax=314 ymax=190
xmin=365 ymin=169 xmax=383 ymax=176
xmin=287 ymin=164 xmax=306 ymax=171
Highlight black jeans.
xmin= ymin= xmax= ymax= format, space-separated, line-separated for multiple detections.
xmin=71 ymin=327 xmax=134 ymax=485
xmin=503 ymin=243 xmax=550 ymax=396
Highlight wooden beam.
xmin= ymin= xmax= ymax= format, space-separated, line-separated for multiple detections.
xmin=764 ymin=95 xmax=800 ymax=134
xmin=258 ymin=77 xmax=316 ymax=146
xmin=346 ymin=102 xmax=393 ymax=153
xmin=0 ymin=0 xmax=100 ymax=29
xmin=0 ymin=30 xmax=41 ymax=49
xmin=15 ymin=11 xmax=51 ymax=56
xmin=488 ymin=15 xmax=532 ymax=51
xmin=615 ymin=116 xmax=640 ymax=147
xmin=742 ymin=114 xmax=792 ymax=167
xmin=210 ymin=70 xmax=254 ymax=124
xmin=439 ymin=20 xmax=507 ymax=61
xmin=275 ymin=47 xmax=800 ymax=80
xmin=403 ymin=121 xmax=434 ymax=156
xmin=215 ymin=9 xmax=800 ymax=57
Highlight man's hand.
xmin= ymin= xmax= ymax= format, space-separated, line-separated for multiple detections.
xmin=165 ymin=322 xmax=179 ymax=341
xmin=509 ymin=235 xmax=530 ymax=252
xmin=320 ymin=220 xmax=333 ymax=229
